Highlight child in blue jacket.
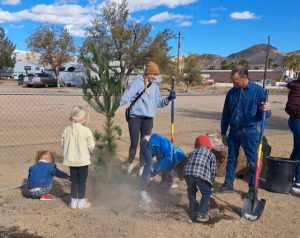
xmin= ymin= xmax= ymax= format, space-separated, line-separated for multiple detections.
xmin=139 ymin=133 xmax=186 ymax=203
xmin=28 ymin=150 xmax=70 ymax=200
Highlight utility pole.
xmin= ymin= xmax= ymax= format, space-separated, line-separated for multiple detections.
xmin=175 ymin=32 xmax=184 ymax=76
xmin=263 ymin=35 xmax=270 ymax=88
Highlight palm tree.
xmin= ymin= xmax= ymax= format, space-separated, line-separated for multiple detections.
xmin=283 ymin=55 xmax=300 ymax=78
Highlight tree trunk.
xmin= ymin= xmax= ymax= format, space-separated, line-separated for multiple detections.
xmin=105 ymin=116 xmax=114 ymax=181
xmin=55 ymin=69 xmax=60 ymax=88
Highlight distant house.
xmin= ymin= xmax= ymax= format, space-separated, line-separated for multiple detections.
xmin=0 ymin=66 xmax=14 ymax=78
xmin=13 ymin=61 xmax=44 ymax=76
xmin=55 ymin=63 xmax=87 ymax=87
xmin=200 ymin=69 xmax=284 ymax=83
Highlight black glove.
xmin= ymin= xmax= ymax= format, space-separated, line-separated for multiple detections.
xmin=167 ymin=91 xmax=176 ymax=101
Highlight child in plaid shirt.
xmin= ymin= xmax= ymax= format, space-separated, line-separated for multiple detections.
xmin=183 ymin=135 xmax=217 ymax=222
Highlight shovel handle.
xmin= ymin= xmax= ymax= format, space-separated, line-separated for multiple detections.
xmin=254 ymin=89 xmax=269 ymax=189
xmin=170 ymin=76 xmax=175 ymax=143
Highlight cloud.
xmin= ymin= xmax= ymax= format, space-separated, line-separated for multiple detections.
xmin=9 ymin=23 xmax=24 ymax=29
xmin=109 ymin=0 xmax=198 ymax=12
xmin=230 ymin=11 xmax=260 ymax=20
xmin=149 ymin=11 xmax=192 ymax=23
xmin=14 ymin=49 xmax=29 ymax=56
xmin=64 ymin=24 xmax=85 ymax=37
xmin=1 ymin=0 xmax=20 ymax=5
xmin=178 ymin=21 xmax=192 ymax=27
xmin=0 ymin=4 xmax=93 ymax=26
xmin=211 ymin=6 xmax=226 ymax=11
xmin=199 ymin=19 xmax=217 ymax=25
xmin=55 ymin=0 xmax=79 ymax=4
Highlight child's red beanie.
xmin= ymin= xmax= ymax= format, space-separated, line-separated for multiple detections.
xmin=194 ymin=135 xmax=212 ymax=150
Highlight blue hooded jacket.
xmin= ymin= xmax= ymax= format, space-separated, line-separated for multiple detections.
xmin=120 ymin=75 xmax=169 ymax=118
xmin=147 ymin=133 xmax=186 ymax=176
xmin=28 ymin=161 xmax=69 ymax=188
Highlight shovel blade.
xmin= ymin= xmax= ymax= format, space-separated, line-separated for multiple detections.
xmin=242 ymin=197 xmax=266 ymax=221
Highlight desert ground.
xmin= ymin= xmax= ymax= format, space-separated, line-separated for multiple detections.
xmin=0 ymin=80 xmax=299 ymax=238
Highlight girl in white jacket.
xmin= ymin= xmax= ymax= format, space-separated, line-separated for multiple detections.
xmin=61 ymin=106 xmax=95 ymax=209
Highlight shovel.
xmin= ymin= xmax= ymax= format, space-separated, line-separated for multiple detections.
xmin=170 ymin=76 xmax=175 ymax=143
xmin=242 ymin=89 xmax=269 ymax=221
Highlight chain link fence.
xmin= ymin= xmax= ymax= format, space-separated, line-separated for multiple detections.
xmin=0 ymin=92 xmax=290 ymax=163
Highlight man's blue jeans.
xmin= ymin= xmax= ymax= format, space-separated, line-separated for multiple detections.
xmin=184 ymin=176 xmax=212 ymax=216
xmin=288 ymin=118 xmax=300 ymax=183
xmin=224 ymin=126 xmax=259 ymax=190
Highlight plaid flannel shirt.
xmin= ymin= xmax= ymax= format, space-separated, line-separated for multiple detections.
xmin=183 ymin=146 xmax=217 ymax=185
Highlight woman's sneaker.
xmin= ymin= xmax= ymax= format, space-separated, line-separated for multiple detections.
xmin=139 ymin=190 xmax=152 ymax=204
xmin=195 ymin=214 xmax=209 ymax=222
xmin=127 ymin=161 xmax=138 ymax=174
xmin=292 ymin=183 xmax=300 ymax=193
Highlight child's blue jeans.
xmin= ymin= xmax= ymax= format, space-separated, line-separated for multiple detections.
xmin=184 ymin=175 xmax=212 ymax=216
xmin=28 ymin=184 xmax=52 ymax=198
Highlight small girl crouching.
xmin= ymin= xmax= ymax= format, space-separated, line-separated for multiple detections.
xmin=28 ymin=150 xmax=70 ymax=201
xmin=61 ymin=106 xmax=95 ymax=209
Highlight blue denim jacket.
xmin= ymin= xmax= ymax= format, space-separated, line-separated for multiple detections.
xmin=147 ymin=133 xmax=186 ymax=176
xmin=221 ymin=81 xmax=271 ymax=135
xmin=28 ymin=161 xmax=69 ymax=188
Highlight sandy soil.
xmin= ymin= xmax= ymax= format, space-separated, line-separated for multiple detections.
xmin=0 ymin=80 xmax=299 ymax=238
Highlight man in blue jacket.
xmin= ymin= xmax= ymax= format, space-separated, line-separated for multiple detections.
xmin=215 ymin=65 xmax=271 ymax=199
xmin=139 ymin=133 xmax=186 ymax=203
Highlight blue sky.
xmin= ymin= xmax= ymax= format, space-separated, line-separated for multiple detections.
xmin=0 ymin=0 xmax=299 ymax=57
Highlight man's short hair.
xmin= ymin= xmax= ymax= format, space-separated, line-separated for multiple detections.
xmin=231 ymin=65 xmax=249 ymax=78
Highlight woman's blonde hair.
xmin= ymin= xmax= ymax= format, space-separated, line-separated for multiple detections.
xmin=35 ymin=150 xmax=54 ymax=164
xmin=69 ymin=106 xmax=89 ymax=123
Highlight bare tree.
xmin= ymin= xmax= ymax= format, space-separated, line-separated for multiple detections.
xmin=82 ymin=0 xmax=174 ymax=88
xmin=26 ymin=24 xmax=76 ymax=87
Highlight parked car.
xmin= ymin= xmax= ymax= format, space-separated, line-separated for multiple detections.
xmin=22 ymin=73 xmax=64 ymax=87
xmin=256 ymin=79 xmax=276 ymax=87
xmin=265 ymin=79 xmax=276 ymax=86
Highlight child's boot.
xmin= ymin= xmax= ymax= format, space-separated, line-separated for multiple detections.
xmin=69 ymin=198 xmax=78 ymax=209
xmin=77 ymin=198 xmax=91 ymax=209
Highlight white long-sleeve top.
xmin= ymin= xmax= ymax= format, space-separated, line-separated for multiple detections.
xmin=61 ymin=123 xmax=95 ymax=167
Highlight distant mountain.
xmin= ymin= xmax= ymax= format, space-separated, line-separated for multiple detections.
xmin=287 ymin=50 xmax=300 ymax=56
xmin=192 ymin=44 xmax=299 ymax=70
xmin=195 ymin=54 xmax=223 ymax=69
xmin=227 ymin=44 xmax=285 ymax=67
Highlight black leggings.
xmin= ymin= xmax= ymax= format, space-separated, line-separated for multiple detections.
xmin=70 ymin=166 xmax=88 ymax=199
xmin=128 ymin=116 xmax=153 ymax=164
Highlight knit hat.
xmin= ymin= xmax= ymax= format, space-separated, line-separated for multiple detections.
xmin=144 ymin=61 xmax=160 ymax=75
xmin=194 ymin=135 xmax=212 ymax=150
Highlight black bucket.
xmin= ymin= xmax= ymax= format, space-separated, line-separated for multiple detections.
xmin=266 ymin=157 xmax=298 ymax=193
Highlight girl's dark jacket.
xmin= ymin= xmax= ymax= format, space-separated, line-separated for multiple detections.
xmin=285 ymin=79 xmax=300 ymax=119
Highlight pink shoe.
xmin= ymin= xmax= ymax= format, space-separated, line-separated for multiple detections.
xmin=167 ymin=175 xmax=178 ymax=189
xmin=40 ymin=194 xmax=53 ymax=201
xmin=148 ymin=177 xmax=155 ymax=187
